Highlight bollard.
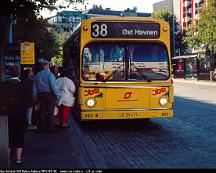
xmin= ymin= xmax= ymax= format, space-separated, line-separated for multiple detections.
xmin=0 ymin=115 xmax=9 ymax=168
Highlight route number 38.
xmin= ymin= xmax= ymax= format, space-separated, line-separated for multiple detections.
xmin=92 ymin=23 xmax=108 ymax=37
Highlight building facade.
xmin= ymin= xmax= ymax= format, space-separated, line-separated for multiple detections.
xmin=180 ymin=0 xmax=207 ymax=30
xmin=47 ymin=9 xmax=151 ymax=35
xmin=84 ymin=8 xmax=151 ymax=19
xmin=153 ymin=0 xmax=208 ymax=30
xmin=154 ymin=0 xmax=213 ymax=80
xmin=84 ymin=9 xmax=122 ymax=18
xmin=47 ymin=11 xmax=86 ymax=34
xmin=153 ymin=0 xmax=180 ymax=21
xmin=178 ymin=0 xmax=211 ymax=80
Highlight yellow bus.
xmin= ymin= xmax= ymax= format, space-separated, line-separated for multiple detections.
xmin=63 ymin=17 xmax=174 ymax=121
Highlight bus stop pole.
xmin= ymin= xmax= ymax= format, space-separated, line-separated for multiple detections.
xmin=0 ymin=115 xmax=9 ymax=168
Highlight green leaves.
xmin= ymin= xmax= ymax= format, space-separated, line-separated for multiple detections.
xmin=152 ymin=10 xmax=185 ymax=57
xmin=184 ymin=0 xmax=216 ymax=55
xmin=152 ymin=10 xmax=174 ymax=22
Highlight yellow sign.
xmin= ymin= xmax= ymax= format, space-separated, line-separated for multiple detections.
xmin=20 ymin=42 xmax=35 ymax=64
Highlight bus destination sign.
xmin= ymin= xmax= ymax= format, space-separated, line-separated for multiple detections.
xmin=91 ymin=22 xmax=160 ymax=39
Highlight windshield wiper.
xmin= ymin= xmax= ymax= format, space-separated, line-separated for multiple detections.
xmin=103 ymin=64 xmax=124 ymax=82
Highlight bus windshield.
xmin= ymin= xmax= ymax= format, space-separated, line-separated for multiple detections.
xmin=82 ymin=42 xmax=169 ymax=81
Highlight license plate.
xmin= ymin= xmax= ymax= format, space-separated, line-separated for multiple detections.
xmin=120 ymin=112 xmax=138 ymax=118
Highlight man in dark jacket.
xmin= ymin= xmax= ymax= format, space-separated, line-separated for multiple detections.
xmin=32 ymin=60 xmax=60 ymax=132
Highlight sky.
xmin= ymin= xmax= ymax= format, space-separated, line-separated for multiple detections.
xmin=40 ymin=0 xmax=162 ymax=18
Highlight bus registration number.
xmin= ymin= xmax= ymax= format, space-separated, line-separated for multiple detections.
xmin=120 ymin=112 xmax=138 ymax=118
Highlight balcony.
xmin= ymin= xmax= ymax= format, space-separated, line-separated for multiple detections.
xmin=184 ymin=0 xmax=191 ymax=7
xmin=195 ymin=0 xmax=204 ymax=3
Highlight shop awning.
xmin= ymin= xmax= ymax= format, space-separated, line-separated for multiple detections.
xmin=172 ymin=55 xmax=197 ymax=59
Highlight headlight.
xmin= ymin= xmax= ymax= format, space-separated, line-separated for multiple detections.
xmin=159 ymin=96 xmax=168 ymax=106
xmin=86 ymin=98 xmax=96 ymax=107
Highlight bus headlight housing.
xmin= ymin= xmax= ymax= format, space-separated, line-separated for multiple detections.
xmin=86 ymin=98 xmax=96 ymax=107
xmin=159 ymin=96 xmax=168 ymax=106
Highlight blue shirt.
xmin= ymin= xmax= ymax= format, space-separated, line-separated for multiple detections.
xmin=32 ymin=70 xmax=60 ymax=99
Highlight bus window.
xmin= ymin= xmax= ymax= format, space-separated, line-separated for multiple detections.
xmin=82 ymin=42 xmax=169 ymax=81
xmin=130 ymin=43 xmax=169 ymax=80
xmin=82 ymin=43 xmax=125 ymax=81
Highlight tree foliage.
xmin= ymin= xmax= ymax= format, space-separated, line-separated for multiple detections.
xmin=184 ymin=0 xmax=216 ymax=55
xmin=152 ymin=10 xmax=175 ymax=22
xmin=152 ymin=10 xmax=184 ymax=57
xmin=2 ymin=0 xmax=88 ymax=17
xmin=0 ymin=0 xmax=88 ymax=81
xmin=13 ymin=17 xmax=63 ymax=61
xmin=2 ymin=0 xmax=88 ymax=61
xmin=1 ymin=0 xmax=88 ymax=48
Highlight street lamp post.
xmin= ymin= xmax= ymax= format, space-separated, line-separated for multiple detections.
xmin=208 ymin=15 xmax=216 ymax=81
xmin=172 ymin=16 xmax=176 ymax=57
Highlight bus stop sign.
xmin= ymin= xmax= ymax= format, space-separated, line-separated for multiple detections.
xmin=20 ymin=42 xmax=35 ymax=64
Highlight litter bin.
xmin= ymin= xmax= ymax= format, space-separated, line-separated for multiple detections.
xmin=0 ymin=115 xmax=9 ymax=168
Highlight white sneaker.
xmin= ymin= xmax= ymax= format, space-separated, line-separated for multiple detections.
xmin=28 ymin=124 xmax=37 ymax=130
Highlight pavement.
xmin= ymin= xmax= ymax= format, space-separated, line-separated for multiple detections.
xmin=7 ymin=77 xmax=216 ymax=169
xmin=9 ymin=116 xmax=95 ymax=169
xmin=173 ymin=78 xmax=216 ymax=86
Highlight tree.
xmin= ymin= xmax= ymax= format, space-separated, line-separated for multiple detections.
xmin=0 ymin=0 xmax=88 ymax=50
xmin=0 ymin=0 xmax=88 ymax=79
xmin=51 ymin=31 xmax=64 ymax=66
xmin=12 ymin=17 xmax=61 ymax=61
xmin=152 ymin=10 xmax=188 ymax=57
xmin=184 ymin=0 xmax=216 ymax=57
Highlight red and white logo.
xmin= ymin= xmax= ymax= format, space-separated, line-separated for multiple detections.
xmin=84 ymin=88 xmax=100 ymax=96
xmin=123 ymin=92 xmax=132 ymax=99
xmin=152 ymin=88 xmax=166 ymax=96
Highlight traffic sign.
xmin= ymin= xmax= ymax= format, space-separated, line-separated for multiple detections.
xmin=20 ymin=42 xmax=35 ymax=64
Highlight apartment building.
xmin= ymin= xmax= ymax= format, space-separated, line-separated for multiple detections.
xmin=47 ymin=11 xmax=86 ymax=34
xmin=47 ymin=9 xmax=151 ymax=35
xmin=180 ymin=0 xmax=208 ymax=30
